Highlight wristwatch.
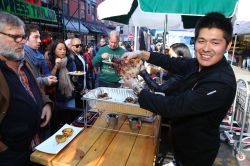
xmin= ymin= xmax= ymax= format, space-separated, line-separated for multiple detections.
xmin=132 ymin=83 xmax=143 ymax=95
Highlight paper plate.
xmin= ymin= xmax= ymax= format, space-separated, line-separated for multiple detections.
xmin=35 ymin=124 xmax=84 ymax=154
xmin=102 ymin=60 xmax=113 ymax=64
xmin=68 ymin=71 xmax=85 ymax=76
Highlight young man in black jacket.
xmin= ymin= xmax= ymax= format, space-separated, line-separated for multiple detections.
xmin=123 ymin=12 xmax=236 ymax=166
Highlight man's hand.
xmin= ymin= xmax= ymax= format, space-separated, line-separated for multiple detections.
xmin=122 ymin=50 xmax=142 ymax=63
xmin=101 ymin=53 xmax=110 ymax=59
xmin=122 ymin=50 xmax=151 ymax=63
xmin=123 ymin=75 xmax=139 ymax=89
xmin=123 ymin=75 xmax=142 ymax=94
xmin=40 ymin=104 xmax=52 ymax=127
xmin=47 ymin=75 xmax=58 ymax=86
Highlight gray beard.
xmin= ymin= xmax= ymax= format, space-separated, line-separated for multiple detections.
xmin=0 ymin=42 xmax=24 ymax=61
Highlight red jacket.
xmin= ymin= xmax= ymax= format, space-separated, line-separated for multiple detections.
xmin=83 ymin=52 xmax=93 ymax=70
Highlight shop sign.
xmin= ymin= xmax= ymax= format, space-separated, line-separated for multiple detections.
xmin=0 ymin=0 xmax=57 ymax=23
xmin=24 ymin=0 xmax=41 ymax=6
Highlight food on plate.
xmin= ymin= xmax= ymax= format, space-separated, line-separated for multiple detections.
xmin=70 ymin=71 xmax=84 ymax=75
xmin=73 ymin=71 xmax=84 ymax=75
xmin=97 ymin=92 xmax=108 ymax=99
xmin=111 ymin=57 xmax=142 ymax=77
xmin=124 ymin=97 xmax=138 ymax=103
xmin=55 ymin=128 xmax=73 ymax=143
xmin=62 ymin=128 xmax=74 ymax=137
xmin=55 ymin=135 xmax=67 ymax=143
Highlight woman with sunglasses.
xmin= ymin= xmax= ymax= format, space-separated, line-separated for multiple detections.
xmin=48 ymin=40 xmax=76 ymax=102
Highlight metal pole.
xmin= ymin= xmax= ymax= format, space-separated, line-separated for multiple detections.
xmin=61 ymin=0 xmax=66 ymax=40
xmin=134 ymin=26 xmax=138 ymax=51
xmin=160 ymin=14 xmax=168 ymax=84
xmin=78 ymin=0 xmax=81 ymax=36
xmin=231 ymin=34 xmax=238 ymax=65
xmin=163 ymin=14 xmax=168 ymax=54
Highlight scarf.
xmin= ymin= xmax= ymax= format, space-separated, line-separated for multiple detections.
xmin=58 ymin=57 xmax=74 ymax=97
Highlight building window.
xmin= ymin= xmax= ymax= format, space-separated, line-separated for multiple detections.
xmin=80 ymin=1 xmax=85 ymax=19
xmin=63 ymin=0 xmax=69 ymax=16
xmin=88 ymin=3 xmax=90 ymax=15
xmin=91 ymin=5 xmax=95 ymax=21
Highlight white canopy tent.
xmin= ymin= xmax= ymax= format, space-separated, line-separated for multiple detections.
xmin=97 ymin=0 xmax=184 ymax=30
xmin=231 ymin=0 xmax=250 ymax=64
xmin=232 ymin=0 xmax=250 ymax=35
xmin=97 ymin=0 xmax=185 ymax=50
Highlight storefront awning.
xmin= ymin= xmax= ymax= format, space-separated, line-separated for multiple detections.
xmin=64 ymin=18 xmax=89 ymax=34
xmin=99 ymin=26 xmax=111 ymax=36
xmin=82 ymin=22 xmax=102 ymax=33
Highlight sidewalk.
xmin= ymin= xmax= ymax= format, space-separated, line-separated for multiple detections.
xmin=232 ymin=65 xmax=250 ymax=81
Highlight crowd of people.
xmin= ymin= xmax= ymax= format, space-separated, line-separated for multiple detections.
xmin=0 ymin=11 xmax=237 ymax=166
xmin=0 ymin=11 xmax=133 ymax=165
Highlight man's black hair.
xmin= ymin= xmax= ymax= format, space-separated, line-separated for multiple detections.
xmin=195 ymin=12 xmax=233 ymax=45
xmin=25 ymin=24 xmax=40 ymax=39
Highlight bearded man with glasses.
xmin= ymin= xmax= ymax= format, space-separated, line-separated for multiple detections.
xmin=0 ymin=12 xmax=53 ymax=166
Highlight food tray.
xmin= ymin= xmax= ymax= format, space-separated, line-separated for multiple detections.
xmin=83 ymin=87 xmax=153 ymax=116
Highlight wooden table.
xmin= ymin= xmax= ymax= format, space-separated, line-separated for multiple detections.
xmin=31 ymin=111 xmax=160 ymax=166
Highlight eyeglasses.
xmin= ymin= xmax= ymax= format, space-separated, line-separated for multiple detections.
xmin=72 ymin=44 xmax=83 ymax=48
xmin=0 ymin=31 xmax=26 ymax=43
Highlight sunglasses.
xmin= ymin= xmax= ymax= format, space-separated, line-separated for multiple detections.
xmin=73 ymin=44 xmax=83 ymax=48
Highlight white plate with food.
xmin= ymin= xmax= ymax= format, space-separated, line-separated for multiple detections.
xmin=102 ymin=60 xmax=113 ymax=64
xmin=35 ymin=124 xmax=84 ymax=154
xmin=68 ymin=71 xmax=86 ymax=76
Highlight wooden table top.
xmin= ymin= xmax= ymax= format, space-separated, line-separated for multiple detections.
xmin=31 ymin=112 xmax=160 ymax=166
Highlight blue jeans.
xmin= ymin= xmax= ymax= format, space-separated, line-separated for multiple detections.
xmin=86 ymin=70 xmax=96 ymax=89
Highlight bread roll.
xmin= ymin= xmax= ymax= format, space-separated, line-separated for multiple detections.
xmin=62 ymin=128 xmax=73 ymax=137
xmin=55 ymin=135 xmax=67 ymax=143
